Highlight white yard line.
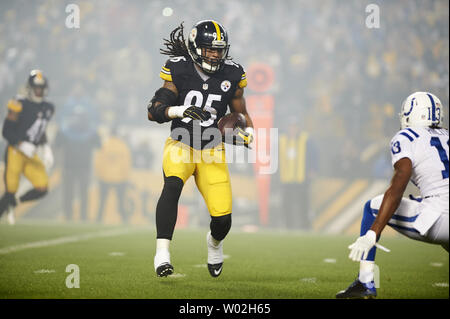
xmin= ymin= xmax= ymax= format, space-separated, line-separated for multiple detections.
xmin=323 ymin=258 xmax=337 ymax=263
xmin=0 ymin=228 xmax=132 ymax=255
xmin=432 ymin=282 xmax=449 ymax=288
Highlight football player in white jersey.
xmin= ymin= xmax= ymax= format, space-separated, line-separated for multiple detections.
xmin=336 ymin=92 xmax=449 ymax=299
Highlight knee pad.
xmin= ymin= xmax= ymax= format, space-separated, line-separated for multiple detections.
xmin=210 ymin=214 xmax=232 ymax=241
xmin=163 ymin=176 xmax=184 ymax=199
xmin=19 ymin=188 xmax=48 ymax=203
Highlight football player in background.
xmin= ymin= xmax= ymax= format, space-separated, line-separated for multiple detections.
xmin=0 ymin=70 xmax=55 ymax=224
xmin=337 ymin=92 xmax=449 ymax=299
xmin=147 ymin=20 xmax=254 ymax=277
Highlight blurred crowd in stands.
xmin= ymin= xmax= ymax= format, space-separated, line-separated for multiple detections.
xmin=0 ymin=0 xmax=448 ymax=225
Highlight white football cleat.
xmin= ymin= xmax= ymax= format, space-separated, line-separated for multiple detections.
xmin=154 ymin=249 xmax=173 ymax=277
xmin=7 ymin=206 xmax=16 ymax=225
xmin=207 ymin=231 xmax=224 ymax=277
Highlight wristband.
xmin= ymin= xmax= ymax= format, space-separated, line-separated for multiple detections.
xmin=167 ymin=105 xmax=190 ymax=119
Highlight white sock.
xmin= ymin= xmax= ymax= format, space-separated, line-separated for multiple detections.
xmin=156 ymin=238 xmax=170 ymax=253
xmin=208 ymin=232 xmax=221 ymax=247
xmin=154 ymin=239 xmax=171 ymax=270
xmin=359 ymin=260 xmax=375 ymax=283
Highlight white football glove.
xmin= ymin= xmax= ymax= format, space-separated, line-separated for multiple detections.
xmin=37 ymin=143 xmax=54 ymax=170
xmin=348 ymin=230 xmax=390 ymax=262
xmin=17 ymin=141 xmax=37 ymax=158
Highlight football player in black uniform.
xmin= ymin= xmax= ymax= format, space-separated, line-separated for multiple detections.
xmin=0 ymin=70 xmax=55 ymax=223
xmin=147 ymin=20 xmax=254 ymax=277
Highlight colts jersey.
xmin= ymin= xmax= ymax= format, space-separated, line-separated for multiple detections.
xmin=6 ymin=98 xmax=55 ymax=146
xmin=159 ymin=56 xmax=247 ymax=149
xmin=390 ymin=127 xmax=449 ymax=197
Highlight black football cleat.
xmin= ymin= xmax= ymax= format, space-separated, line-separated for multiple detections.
xmin=156 ymin=262 xmax=174 ymax=277
xmin=336 ymin=279 xmax=377 ymax=299
xmin=207 ymin=262 xmax=223 ymax=278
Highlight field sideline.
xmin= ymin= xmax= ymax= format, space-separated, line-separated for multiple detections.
xmin=0 ymin=221 xmax=448 ymax=299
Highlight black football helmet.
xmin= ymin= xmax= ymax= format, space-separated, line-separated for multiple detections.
xmin=187 ymin=20 xmax=230 ymax=74
xmin=27 ymin=69 xmax=48 ymax=102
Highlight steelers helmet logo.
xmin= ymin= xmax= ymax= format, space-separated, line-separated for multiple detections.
xmin=221 ymin=80 xmax=231 ymax=92
xmin=190 ymin=27 xmax=197 ymax=41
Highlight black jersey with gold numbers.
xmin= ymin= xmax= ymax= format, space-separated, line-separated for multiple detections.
xmin=4 ymin=98 xmax=54 ymax=146
xmin=159 ymin=56 xmax=247 ymax=149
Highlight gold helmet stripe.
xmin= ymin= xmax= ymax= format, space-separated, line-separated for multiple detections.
xmin=211 ymin=21 xmax=221 ymax=41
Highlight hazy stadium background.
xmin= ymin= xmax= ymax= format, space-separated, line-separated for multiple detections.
xmin=0 ymin=0 xmax=448 ymax=237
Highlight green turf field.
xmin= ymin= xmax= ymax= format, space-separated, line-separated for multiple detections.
xmin=0 ymin=221 xmax=448 ymax=299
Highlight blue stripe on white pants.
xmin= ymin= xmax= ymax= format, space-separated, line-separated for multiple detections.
xmin=362 ymin=195 xmax=449 ymax=260
xmin=369 ymin=195 xmax=423 ymax=239
xmin=360 ymin=195 xmax=422 ymax=261
xmin=360 ymin=200 xmax=377 ymax=261
xmin=371 ymin=195 xmax=450 ymax=244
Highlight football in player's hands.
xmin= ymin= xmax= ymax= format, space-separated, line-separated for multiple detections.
xmin=218 ymin=112 xmax=253 ymax=148
xmin=218 ymin=112 xmax=246 ymax=137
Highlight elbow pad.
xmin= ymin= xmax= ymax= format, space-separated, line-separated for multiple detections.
xmin=148 ymin=87 xmax=178 ymax=124
xmin=148 ymin=103 xmax=170 ymax=124
xmin=2 ymin=119 xmax=21 ymax=145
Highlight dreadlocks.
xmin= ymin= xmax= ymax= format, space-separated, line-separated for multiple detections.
xmin=160 ymin=22 xmax=190 ymax=58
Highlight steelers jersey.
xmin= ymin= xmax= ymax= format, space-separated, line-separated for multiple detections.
xmin=390 ymin=126 xmax=449 ymax=197
xmin=6 ymin=98 xmax=55 ymax=145
xmin=159 ymin=56 xmax=247 ymax=149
